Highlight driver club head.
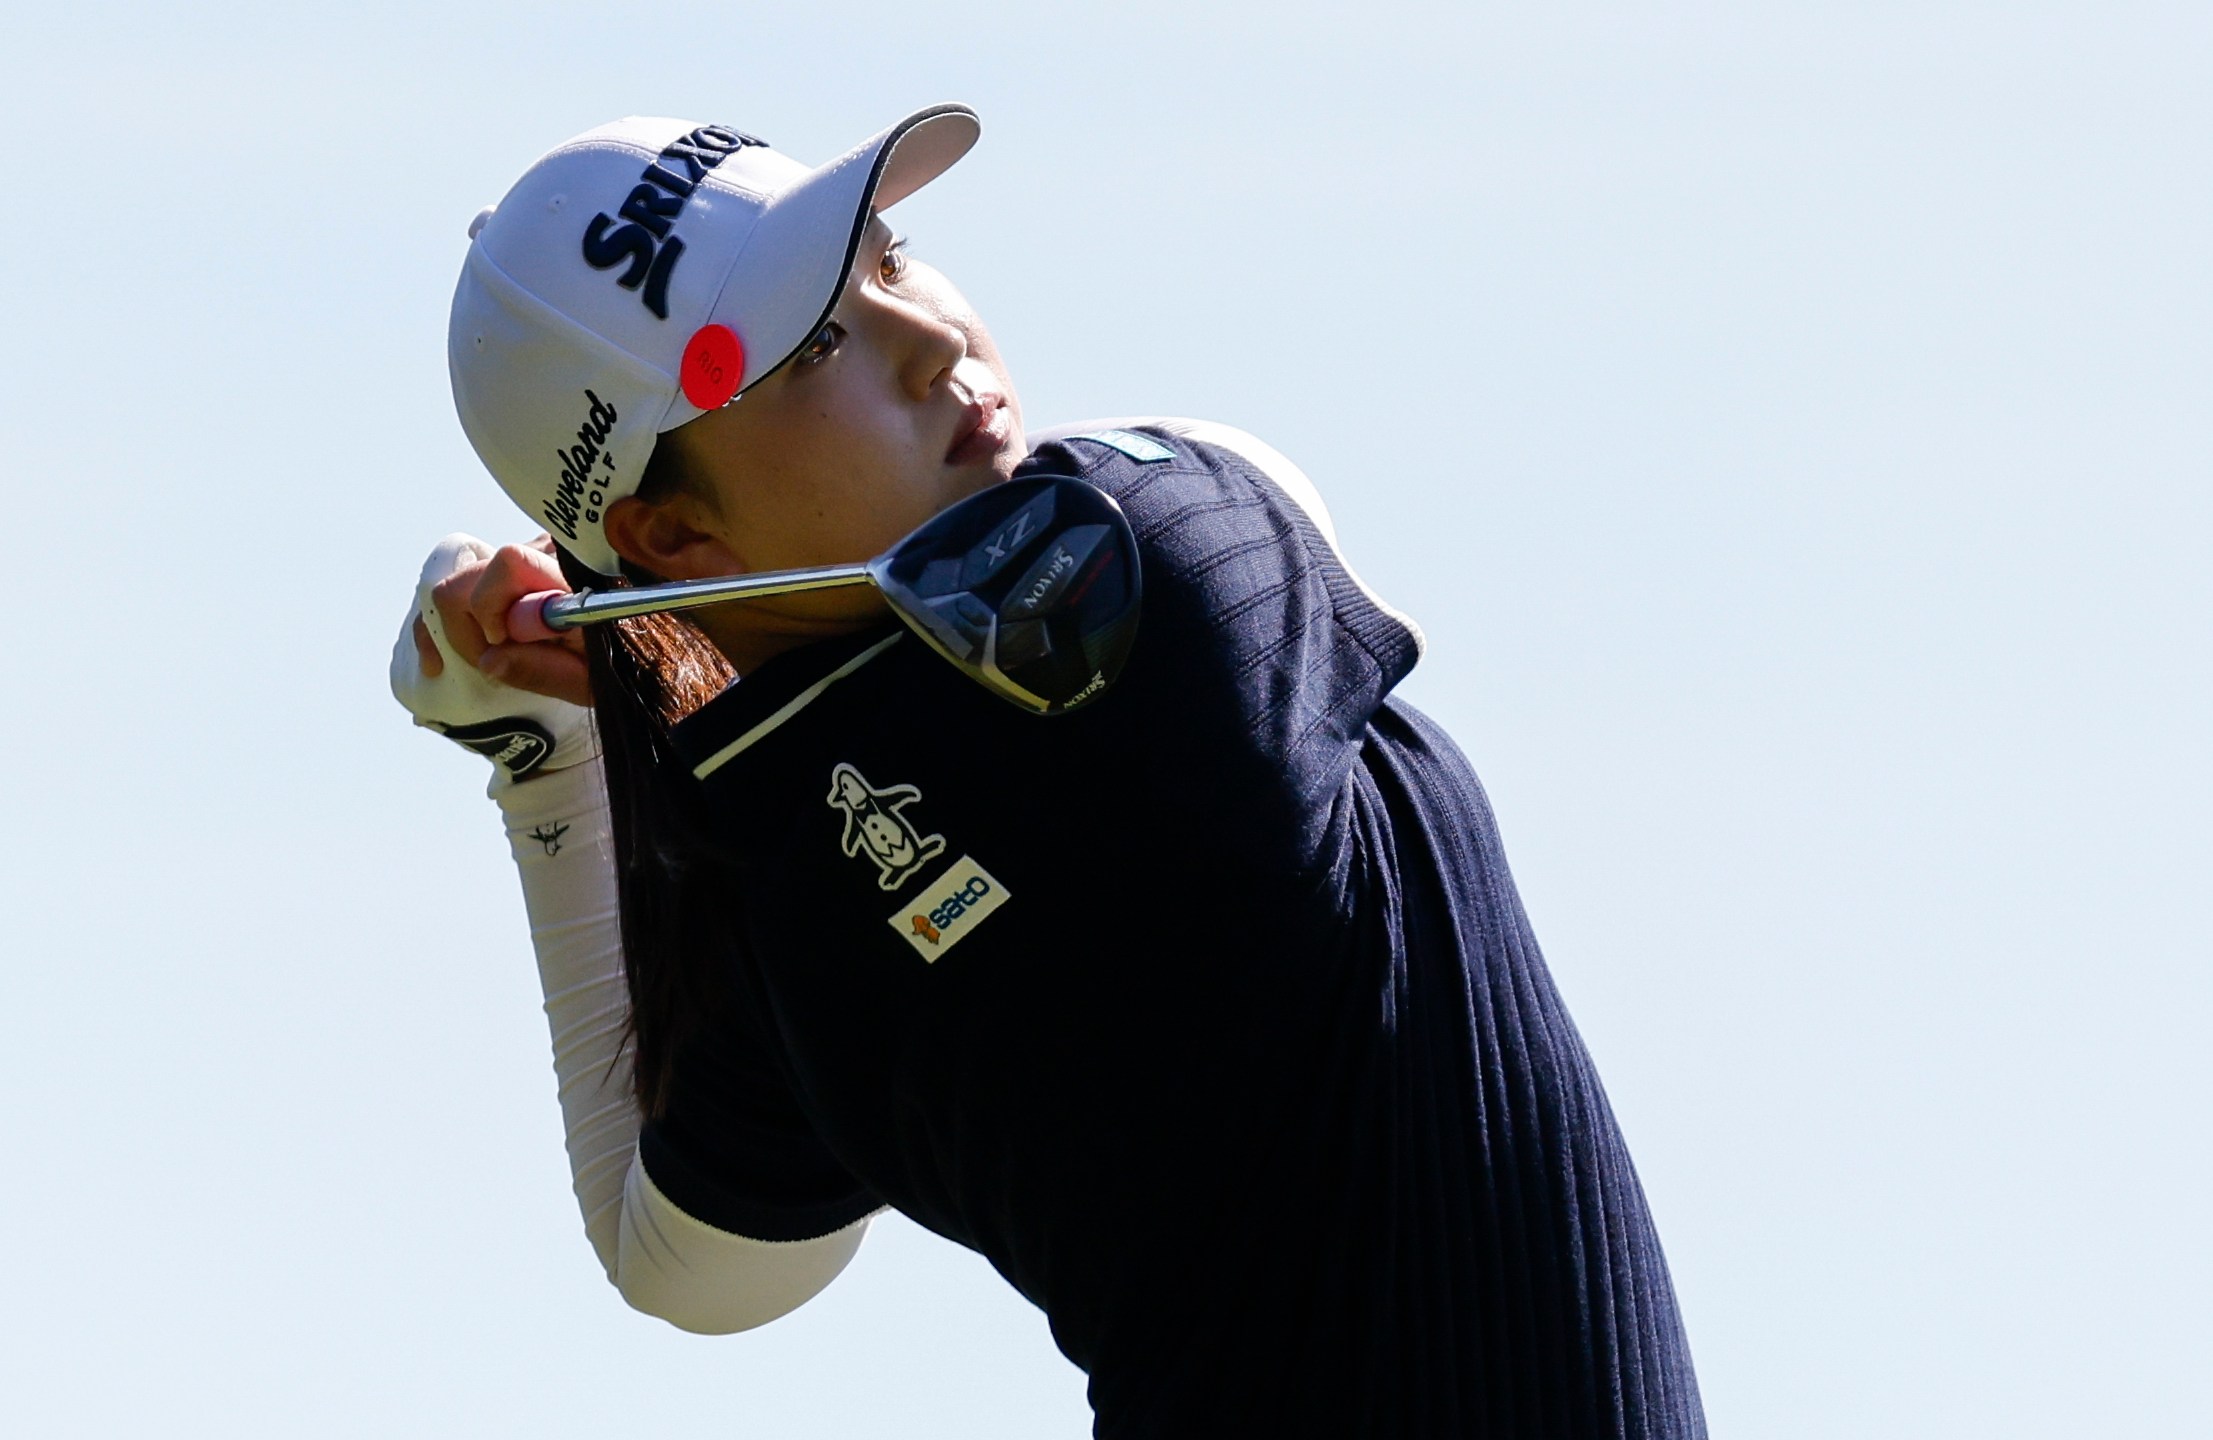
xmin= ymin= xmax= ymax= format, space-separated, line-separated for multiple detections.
xmin=870 ymin=474 xmax=1142 ymax=714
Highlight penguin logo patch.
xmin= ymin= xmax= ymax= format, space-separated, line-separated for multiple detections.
xmin=826 ymin=762 xmax=947 ymax=892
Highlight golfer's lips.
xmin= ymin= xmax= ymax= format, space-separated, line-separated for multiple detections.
xmin=946 ymin=392 xmax=1010 ymax=466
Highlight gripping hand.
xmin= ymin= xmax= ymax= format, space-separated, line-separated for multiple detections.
xmin=390 ymin=534 xmax=597 ymax=792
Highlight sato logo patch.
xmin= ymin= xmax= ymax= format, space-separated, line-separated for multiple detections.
xmin=890 ymin=855 xmax=1010 ymax=961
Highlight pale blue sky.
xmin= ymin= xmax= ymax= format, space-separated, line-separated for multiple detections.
xmin=3 ymin=3 xmax=2207 ymax=1435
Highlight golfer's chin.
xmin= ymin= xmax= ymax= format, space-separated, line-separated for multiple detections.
xmin=690 ymin=586 xmax=895 ymax=674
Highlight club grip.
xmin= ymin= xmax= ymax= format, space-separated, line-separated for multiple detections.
xmin=504 ymin=590 xmax=567 ymax=643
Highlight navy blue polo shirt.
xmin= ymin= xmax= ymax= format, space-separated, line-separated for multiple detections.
xmin=653 ymin=429 xmax=1705 ymax=1439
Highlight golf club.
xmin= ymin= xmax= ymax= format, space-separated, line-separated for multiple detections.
xmin=505 ymin=474 xmax=1142 ymax=715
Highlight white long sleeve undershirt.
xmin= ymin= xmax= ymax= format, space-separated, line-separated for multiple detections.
xmin=492 ymin=759 xmax=869 ymax=1333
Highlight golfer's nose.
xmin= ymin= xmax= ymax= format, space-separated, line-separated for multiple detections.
xmin=883 ymin=293 xmax=967 ymax=402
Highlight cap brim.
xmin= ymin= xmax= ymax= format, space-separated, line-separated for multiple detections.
xmin=701 ymin=104 xmax=981 ymax=403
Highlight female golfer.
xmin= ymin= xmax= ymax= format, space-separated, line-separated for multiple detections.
xmin=393 ymin=104 xmax=1708 ymax=1438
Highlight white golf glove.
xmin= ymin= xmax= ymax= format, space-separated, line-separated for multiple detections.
xmin=390 ymin=534 xmax=598 ymax=793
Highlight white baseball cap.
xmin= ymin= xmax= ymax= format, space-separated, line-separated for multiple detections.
xmin=448 ymin=104 xmax=982 ymax=575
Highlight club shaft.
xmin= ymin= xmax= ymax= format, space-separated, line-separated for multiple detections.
xmin=542 ymin=564 xmax=874 ymax=629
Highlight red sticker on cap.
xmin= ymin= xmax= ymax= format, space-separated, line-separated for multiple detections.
xmin=680 ymin=324 xmax=745 ymax=409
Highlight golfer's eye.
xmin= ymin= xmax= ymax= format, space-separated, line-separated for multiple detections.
xmin=880 ymin=237 xmax=909 ymax=285
xmin=796 ymin=320 xmax=845 ymax=367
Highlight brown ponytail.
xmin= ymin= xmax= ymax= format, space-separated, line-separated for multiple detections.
xmin=556 ymin=526 xmax=737 ymax=1118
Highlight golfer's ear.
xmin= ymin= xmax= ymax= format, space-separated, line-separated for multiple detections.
xmin=603 ymin=492 xmax=743 ymax=582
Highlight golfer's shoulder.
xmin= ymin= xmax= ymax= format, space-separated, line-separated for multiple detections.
xmin=1024 ymin=416 xmax=1307 ymax=515
xmin=1025 ymin=416 xmax=1423 ymax=668
xmin=1021 ymin=417 xmax=1327 ymax=574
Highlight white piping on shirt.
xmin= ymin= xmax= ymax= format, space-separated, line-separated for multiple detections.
xmin=691 ymin=632 xmax=904 ymax=780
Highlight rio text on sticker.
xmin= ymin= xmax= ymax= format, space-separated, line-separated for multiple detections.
xmin=890 ymin=855 xmax=1010 ymax=961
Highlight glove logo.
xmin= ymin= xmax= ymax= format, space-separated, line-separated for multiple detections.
xmin=432 ymin=717 xmax=555 ymax=780
xmin=826 ymin=762 xmax=946 ymax=892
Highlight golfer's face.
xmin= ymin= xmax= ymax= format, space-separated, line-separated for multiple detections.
xmin=675 ymin=216 xmax=1025 ymax=586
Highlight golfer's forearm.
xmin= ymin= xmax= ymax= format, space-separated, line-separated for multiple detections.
xmin=496 ymin=759 xmax=638 ymax=1278
xmin=497 ymin=757 xmax=872 ymax=1331
xmin=613 ymin=1165 xmax=873 ymax=1333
